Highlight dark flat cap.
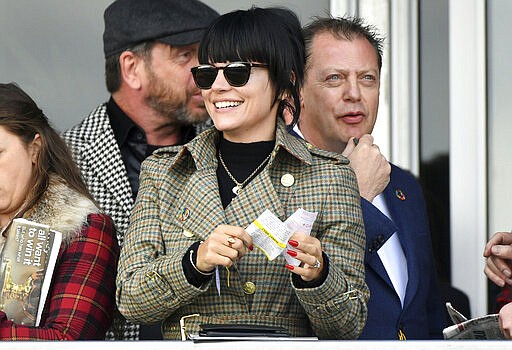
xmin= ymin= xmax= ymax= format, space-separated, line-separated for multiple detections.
xmin=103 ymin=0 xmax=219 ymax=57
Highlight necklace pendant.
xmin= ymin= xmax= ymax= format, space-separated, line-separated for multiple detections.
xmin=232 ymin=185 xmax=241 ymax=196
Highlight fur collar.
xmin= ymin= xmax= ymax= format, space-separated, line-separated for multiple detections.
xmin=22 ymin=176 xmax=99 ymax=245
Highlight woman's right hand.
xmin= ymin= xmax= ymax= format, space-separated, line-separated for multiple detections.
xmin=195 ymin=225 xmax=253 ymax=272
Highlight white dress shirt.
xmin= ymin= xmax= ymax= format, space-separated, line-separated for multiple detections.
xmin=372 ymin=194 xmax=408 ymax=307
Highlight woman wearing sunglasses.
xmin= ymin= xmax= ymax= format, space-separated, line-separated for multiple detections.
xmin=116 ymin=7 xmax=368 ymax=340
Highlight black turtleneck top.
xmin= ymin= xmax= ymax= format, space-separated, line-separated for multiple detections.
xmin=216 ymin=136 xmax=275 ymax=208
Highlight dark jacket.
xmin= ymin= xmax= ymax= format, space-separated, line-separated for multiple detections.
xmin=359 ymin=164 xmax=444 ymax=339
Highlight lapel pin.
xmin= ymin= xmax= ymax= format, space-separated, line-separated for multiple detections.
xmin=178 ymin=207 xmax=190 ymax=221
xmin=395 ymin=189 xmax=406 ymax=201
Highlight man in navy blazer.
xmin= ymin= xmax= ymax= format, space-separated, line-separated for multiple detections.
xmin=296 ymin=16 xmax=445 ymax=339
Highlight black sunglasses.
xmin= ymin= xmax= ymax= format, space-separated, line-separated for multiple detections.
xmin=191 ymin=62 xmax=268 ymax=90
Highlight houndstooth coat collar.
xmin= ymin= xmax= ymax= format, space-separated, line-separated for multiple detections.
xmin=63 ymin=103 xmax=133 ymax=246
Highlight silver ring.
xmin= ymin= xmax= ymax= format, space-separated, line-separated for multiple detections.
xmin=313 ymin=259 xmax=321 ymax=268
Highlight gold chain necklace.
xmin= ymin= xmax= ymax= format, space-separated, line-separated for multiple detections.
xmin=218 ymin=150 xmax=271 ymax=195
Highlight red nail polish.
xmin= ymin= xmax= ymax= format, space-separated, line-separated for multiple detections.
xmin=285 ymin=264 xmax=294 ymax=270
xmin=249 ymin=245 xmax=254 ymax=251
xmin=288 ymin=240 xmax=299 ymax=247
xmin=287 ymin=250 xmax=297 ymax=257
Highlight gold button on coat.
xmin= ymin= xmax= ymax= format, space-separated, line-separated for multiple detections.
xmin=280 ymin=173 xmax=295 ymax=187
xmin=243 ymin=281 xmax=256 ymax=294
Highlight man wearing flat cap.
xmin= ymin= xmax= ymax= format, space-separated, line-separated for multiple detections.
xmin=63 ymin=0 xmax=219 ymax=340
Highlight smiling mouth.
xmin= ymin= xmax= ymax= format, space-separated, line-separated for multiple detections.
xmin=214 ymin=101 xmax=243 ymax=109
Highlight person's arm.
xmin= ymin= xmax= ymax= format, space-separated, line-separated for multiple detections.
xmin=116 ymin=155 xmax=207 ymax=324
xmin=292 ymin=164 xmax=369 ymax=339
xmin=0 ymin=214 xmax=119 ymax=340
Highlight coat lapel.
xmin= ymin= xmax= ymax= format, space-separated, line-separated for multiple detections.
xmin=172 ymin=167 xmax=226 ymax=243
xmin=383 ymin=168 xmax=420 ymax=311
xmin=362 ymin=199 xmax=396 ymax=290
xmin=165 ymin=134 xmax=226 ymax=243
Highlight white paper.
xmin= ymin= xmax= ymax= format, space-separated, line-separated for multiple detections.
xmin=442 ymin=302 xmax=505 ymax=340
xmin=281 ymin=208 xmax=318 ymax=266
xmin=246 ymin=208 xmax=318 ymax=262
xmin=246 ymin=210 xmax=288 ymax=260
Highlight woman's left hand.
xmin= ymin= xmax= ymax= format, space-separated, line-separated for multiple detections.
xmin=285 ymin=232 xmax=324 ymax=282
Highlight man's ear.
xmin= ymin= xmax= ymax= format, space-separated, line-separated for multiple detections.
xmin=119 ymin=51 xmax=145 ymax=90
xmin=30 ymin=133 xmax=42 ymax=164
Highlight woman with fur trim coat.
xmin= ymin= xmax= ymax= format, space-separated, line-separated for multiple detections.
xmin=0 ymin=83 xmax=119 ymax=340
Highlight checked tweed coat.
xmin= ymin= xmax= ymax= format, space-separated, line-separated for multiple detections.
xmin=62 ymin=103 xmax=138 ymax=340
xmin=116 ymin=119 xmax=370 ymax=339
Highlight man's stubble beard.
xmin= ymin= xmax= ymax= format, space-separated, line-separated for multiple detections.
xmin=174 ymin=103 xmax=209 ymax=124
xmin=145 ymin=67 xmax=208 ymax=125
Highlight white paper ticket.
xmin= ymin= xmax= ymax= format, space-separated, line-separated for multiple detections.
xmin=246 ymin=208 xmax=317 ymax=262
xmin=282 ymin=208 xmax=318 ymax=266
xmin=246 ymin=209 xmax=289 ymax=260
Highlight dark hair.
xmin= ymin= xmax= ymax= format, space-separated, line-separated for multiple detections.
xmin=0 ymin=83 xmax=95 ymax=218
xmin=198 ymin=6 xmax=305 ymax=126
xmin=303 ymin=16 xmax=384 ymax=72
xmin=105 ymin=42 xmax=155 ymax=93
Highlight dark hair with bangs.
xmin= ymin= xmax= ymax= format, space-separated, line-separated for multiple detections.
xmin=198 ymin=6 xmax=305 ymax=127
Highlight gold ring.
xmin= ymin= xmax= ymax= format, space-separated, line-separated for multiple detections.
xmin=227 ymin=236 xmax=236 ymax=247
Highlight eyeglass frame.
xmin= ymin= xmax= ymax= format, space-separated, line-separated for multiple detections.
xmin=190 ymin=61 xmax=269 ymax=90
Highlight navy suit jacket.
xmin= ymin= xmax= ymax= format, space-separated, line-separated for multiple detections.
xmin=358 ymin=164 xmax=444 ymax=339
